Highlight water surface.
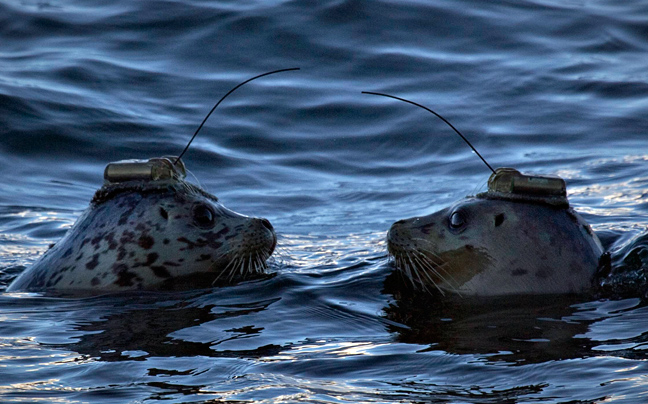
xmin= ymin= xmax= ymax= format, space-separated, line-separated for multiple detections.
xmin=2 ymin=0 xmax=648 ymax=402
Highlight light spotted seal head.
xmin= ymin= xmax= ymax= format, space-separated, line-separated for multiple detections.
xmin=387 ymin=168 xmax=604 ymax=296
xmin=7 ymin=157 xmax=276 ymax=293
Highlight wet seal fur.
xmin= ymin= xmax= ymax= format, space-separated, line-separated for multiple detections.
xmin=387 ymin=168 xmax=604 ymax=296
xmin=7 ymin=157 xmax=276 ymax=293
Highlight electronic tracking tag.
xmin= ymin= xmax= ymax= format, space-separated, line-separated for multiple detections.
xmin=103 ymin=156 xmax=186 ymax=184
xmin=481 ymin=168 xmax=569 ymax=207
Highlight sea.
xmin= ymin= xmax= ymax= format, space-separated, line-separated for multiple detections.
xmin=2 ymin=0 xmax=648 ymax=402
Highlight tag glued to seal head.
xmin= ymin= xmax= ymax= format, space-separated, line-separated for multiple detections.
xmin=480 ymin=167 xmax=569 ymax=207
xmin=104 ymin=156 xmax=186 ymax=184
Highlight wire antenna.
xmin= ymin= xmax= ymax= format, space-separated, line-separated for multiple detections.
xmin=362 ymin=91 xmax=495 ymax=174
xmin=175 ymin=67 xmax=300 ymax=165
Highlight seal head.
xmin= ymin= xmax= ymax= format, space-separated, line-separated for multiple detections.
xmin=387 ymin=168 xmax=604 ymax=296
xmin=7 ymin=157 xmax=277 ymax=293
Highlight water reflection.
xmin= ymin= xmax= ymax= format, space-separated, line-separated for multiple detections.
xmin=46 ymin=292 xmax=283 ymax=362
xmin=382 ymin=271 xmax=596 ymax=364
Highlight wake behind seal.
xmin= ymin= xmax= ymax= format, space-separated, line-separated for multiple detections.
xmin=7 ymin=156 xmax=277 ymax=293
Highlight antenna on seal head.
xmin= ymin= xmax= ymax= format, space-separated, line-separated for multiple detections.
xmin=362 ymin=91 xmax=495 ymax=174
xmin=175 ymin=67 xmax=301 ymax=165
xmin=102 ymin=68 xmax=300 ymax=186
xmin=362 ymin=91 xmax=570 ymax=207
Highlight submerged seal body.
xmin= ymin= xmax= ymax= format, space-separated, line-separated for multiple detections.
xmin=387 ymin=168 xmax=604 ymax=296
xmin=7 ymin=157 xmax=276 ymax=293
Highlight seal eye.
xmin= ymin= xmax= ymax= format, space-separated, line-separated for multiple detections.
xmin=192 ymin=204 xmax=215 ymax=228
xmin=449 ymin=211 xmax=466 ymax=230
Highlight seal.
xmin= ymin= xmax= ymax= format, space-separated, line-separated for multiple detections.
xmin=7 ymin=156 xmax=277 ymax=293
xmin=387 ymin=168 xmax=604 ymax=296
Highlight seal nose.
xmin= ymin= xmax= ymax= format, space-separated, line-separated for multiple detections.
xmin=387 ymin=222 xmax=399 ymax=244
xmin=260 ymin=218 xmax=274 ymax=232
xmin=387 ymin=219 xmax=410 ymax=245
xmin=253 ymin=217 xmax=277 ymax=255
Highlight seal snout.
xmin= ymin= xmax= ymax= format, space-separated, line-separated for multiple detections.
xmin=254 ymin=217 xmax=277 ymax=255
xmin=260 ymin=218 xmax=273 ymax=231
xmin=387 ymin=218 xmax=415 ymax=250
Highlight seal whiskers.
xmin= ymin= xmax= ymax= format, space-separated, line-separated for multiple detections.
xmin=411 ymin=240 xmax=464 ymax=291
xmin=395 ymin=245 xmax=461 ymax=296
xmin=410 ymin=254 xmax=443 ymax=295
xmin=217 ymin=248 xmax=271 ymax=284
xmin=412 ymin=252 xmax=453 ymax=295
xmin=407 ymin=252 xmax=426 ymax=290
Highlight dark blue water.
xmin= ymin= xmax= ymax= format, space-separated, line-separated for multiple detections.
xmin=2 ymin=0 xmax=648 ymax=402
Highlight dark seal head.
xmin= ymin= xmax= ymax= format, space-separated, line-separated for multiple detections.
xmin=7 ymin=157 xmax=276 ymax=293
xmin=387 ymin=168 xmax=604 ymax=296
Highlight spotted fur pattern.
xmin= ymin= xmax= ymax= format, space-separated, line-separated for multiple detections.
xmin=7 ymin=181 xmax=276 ymax=293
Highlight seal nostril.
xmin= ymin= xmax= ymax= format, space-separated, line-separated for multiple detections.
xmin=260 ymin=218 xmax=273 ymax=231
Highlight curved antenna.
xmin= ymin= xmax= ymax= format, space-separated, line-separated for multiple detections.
xmin=175 ymin=67 xmax=300 ymax=165
xmin=362 ymin=91 xmax=495 ymax=174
